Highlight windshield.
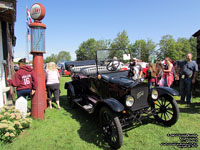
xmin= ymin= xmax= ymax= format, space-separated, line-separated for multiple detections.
xmin=96 ymin=49 xmax=131 ymax=72
xmin=97 ymin=49 xmax=130 ymax=63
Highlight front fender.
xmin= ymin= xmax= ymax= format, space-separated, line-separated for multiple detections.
xmin=151 ymin=87 xmax=179 ymax=97
xmin=103 ymin=98 xmax=124 ymax=112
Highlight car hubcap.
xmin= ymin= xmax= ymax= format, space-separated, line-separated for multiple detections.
xmin=155 ymin=97 xmax=174 ymax=121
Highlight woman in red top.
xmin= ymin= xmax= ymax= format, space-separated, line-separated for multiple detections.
xmin=162 ymin=57 xmax=174 ymax=87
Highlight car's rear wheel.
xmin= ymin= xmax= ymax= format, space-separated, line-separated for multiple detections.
xmin=152 ymin=95 xmax=179 ymax=126
xmin=99 ymin=107 xmax=123 ymax=149
xmin=67 ymin=89 xmax=76 ymax=108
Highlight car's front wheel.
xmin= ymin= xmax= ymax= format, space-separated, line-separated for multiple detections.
xmin=99 ymin=107 xmax=123 ymax=149
xmin=152 ymin=95 xmax=179 ymax=126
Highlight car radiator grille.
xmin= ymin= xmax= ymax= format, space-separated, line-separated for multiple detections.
xmin=130 ymin=83 xmax=149 ymax=111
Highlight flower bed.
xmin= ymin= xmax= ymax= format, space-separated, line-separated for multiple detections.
xmin=0 ymin=106 xmax=32 ymax=143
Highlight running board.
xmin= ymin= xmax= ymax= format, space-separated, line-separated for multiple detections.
xmin=73 ymin=97 xmax=94 ymax=114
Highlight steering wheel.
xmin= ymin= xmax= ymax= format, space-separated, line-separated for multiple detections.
xmin=106 ymin=60 xmax=120 ymax=71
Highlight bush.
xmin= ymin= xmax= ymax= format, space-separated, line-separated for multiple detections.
xmin=0 ymin=105 xmax=32 ymax=144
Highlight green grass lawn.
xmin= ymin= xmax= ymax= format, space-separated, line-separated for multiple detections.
xmin=1 ymin=76 xmax=200 ymax=150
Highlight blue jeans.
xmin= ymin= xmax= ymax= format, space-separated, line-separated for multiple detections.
xmin=179 ymin=78 xmax=192 ymax=103
xmin=17 ymin=89 xmax=32 ymax=99
xmin=149 ymin=82 xmax=153 ymax=89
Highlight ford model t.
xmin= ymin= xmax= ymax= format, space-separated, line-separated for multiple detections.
xmin=65 ymin=49 xmax=179 ymax=149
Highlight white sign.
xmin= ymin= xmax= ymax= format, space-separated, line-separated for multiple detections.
xmin=123 ymin=54 xmax=131 ymax=60
xmin=15 ymin=96 xmax=27 ymax=118
xmin=30 ymin=4 xmax=42 ymax=20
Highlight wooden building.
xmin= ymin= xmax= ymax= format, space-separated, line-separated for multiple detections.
xmin=192 ymin=30 xmax=200 ymax=95
xmin=0 ymin=0 xmax=16 ymax=107
xmin=192 ymin=30 xmax=200 ymax=68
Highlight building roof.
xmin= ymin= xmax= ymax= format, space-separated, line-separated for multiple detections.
xmin=0 ymin=0 xmax=16 ymax=23
xmin=192 ymin=30 xmax=200 ymax=37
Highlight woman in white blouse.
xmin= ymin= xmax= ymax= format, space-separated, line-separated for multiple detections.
xmin=46 ymin=62 xmax=61 ymax=109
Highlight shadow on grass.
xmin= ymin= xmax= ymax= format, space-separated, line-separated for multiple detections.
xmin=59 ymin=95 xmax=111 ymax=150
xmin=173 ymin=82 xmax=200 ymax=114
xmin=122 ymin=116 xmax=174 ymax=137
xmin=59 ymin=94 xmax=186 ymax=148
xmin=122 ymin=118 xmax=156 ymax=135
xmin=59 ymin=95 xmax=173 ymax=148
xmin=176 ymin=102 xmax=200 ymax=114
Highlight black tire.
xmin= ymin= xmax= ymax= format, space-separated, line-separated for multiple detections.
xmin=67 ymin=89 xmax=76 ymax=108
xmin=152 ymin=95 xmax=179 ymax=126
xmin=99 ymin=107 xmax=123 ymax=149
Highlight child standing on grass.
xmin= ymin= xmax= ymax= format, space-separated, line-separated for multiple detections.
xmin=155 ymin=62 xmax=164 ymax=86
xmin=147 ymin=63 xmax=157 ymax=88
xmin=46 ymin=62 xmax=61 ymax=110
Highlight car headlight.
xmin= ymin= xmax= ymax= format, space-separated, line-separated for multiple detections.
xmin=126 ymin=95 xmax=134 ymax=107
xmin=151 ymin=89 xmax=158 ymax=99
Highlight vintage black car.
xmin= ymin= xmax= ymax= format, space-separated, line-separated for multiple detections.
xmin=64 ymin=49 xmax=179 ymax=149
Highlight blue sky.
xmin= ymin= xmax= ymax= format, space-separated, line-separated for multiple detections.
xmin=14 ymin=0 xmax=200 ymax=60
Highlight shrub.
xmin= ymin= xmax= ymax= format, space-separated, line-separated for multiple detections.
xmin=0 ymin=105 xmax=32 ymax=144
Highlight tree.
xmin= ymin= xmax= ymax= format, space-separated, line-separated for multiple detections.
xmin=157 ymin=35 xmax=177 ymax=60
xmin=175 ymin=40 xmax=185 ymax=60
xmin=128 ymin=43 xmax=136 ymax=57
xmin=132 ymin=39 xmax=156 ymax=62
xmin=76 ymin=38 xmax=95 ymax=60
xmin=134 ymin=40 xmax=146 ymax=60
xmin=176 ymin=37 xmax=191 ymax=60
xmin=73 ymin=32 xmax=197 ymax=62
xmin=44 ymin=51 xmax=71 ymax=63
xmin=144 ymin=39 xmax=156 ymax=62
xmin=110 ymin=30 xmax=130 ymax=49
xmin=110 ymin=30 xmax=130 ymax=60
xmin=57 ymin=51 xmax=71 ymax=62
xmin=76 ymin=38 xmax=110 ymax=61
xmin=189 ymin=37 xmax=197 ymax=60
xmin=45 ymin=54 xmax=58 ymax=63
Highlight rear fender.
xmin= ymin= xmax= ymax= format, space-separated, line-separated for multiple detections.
xmin=102 ymin=98 xmax=124 ymax=112
xmin=65 ymin=81 xmax=75 ymax=97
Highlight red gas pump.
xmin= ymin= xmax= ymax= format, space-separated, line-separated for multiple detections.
xmin=29 ymin=3 xmax=47 ymax=119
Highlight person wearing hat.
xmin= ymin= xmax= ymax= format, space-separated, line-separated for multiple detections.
xmin=7 ymin=58 xmax=38 ymax=98
xmin=130 ymin=58 xmax=143 ymax=79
